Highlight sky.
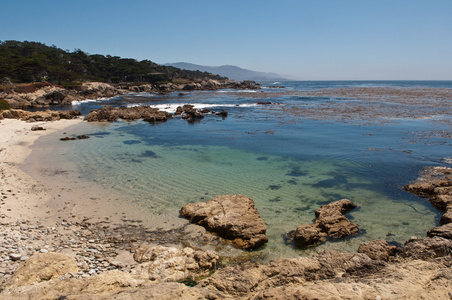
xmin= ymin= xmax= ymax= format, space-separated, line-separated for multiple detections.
xmin=2 ymin=0 xmax=452 ymax=80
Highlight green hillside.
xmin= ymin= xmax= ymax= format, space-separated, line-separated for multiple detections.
xmin=0 ymin=40 xmax=225 ymax=84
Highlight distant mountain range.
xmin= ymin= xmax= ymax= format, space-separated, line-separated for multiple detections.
xmin=164 ymin=62 xmax=293 ymax=82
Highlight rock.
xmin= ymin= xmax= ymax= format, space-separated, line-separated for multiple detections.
xmin=400 ymin=236 xmax=452 ymax=259
xmin=1 ymin=108 xmax=80 ymax=121
xmin=60 ymin=136 xmax=77 ymax=141
xmin=292 ymin=224 xmax=323 ymax=248
xmin=357 ymin=240 xmax=399 ymax=261
xmin=215 ymin=110 xmax=228 ymax=117
xmin=84 ymin=105 xmax=171 ymax=122
xmin=427 ymin=223 xmax=452 ymax=239
xmin=180 ymin=194 xmax=268 ymax=249
xmin=440 ymin=211 xmax=452 ymax=225
xmin=199 ymin=250 xmax=385 ymax=298
xmin=9 ymin=254 xmax=22 ymax=261
xmin=5 ymin=252 xmax=78 ymax=288
xmin=289 ymin=199 xmax=359 ymax=248
xmin=77 ymin=134 xmax=90 ymax=139
xmin=134 ymin=246 xmax=218 ymax=282
xmin=31 ymin=125 xmax=46 ymax=131
xmin=257 ymin=101 xmax=272 ymax=105
xmin=404 ymin=167 xmax=452 ymax=241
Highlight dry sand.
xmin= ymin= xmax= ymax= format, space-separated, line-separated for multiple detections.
xmin=0 ymin=118 xmax=186 ymax=229
xmin=0 ymin=118 xmax=83 ymax=224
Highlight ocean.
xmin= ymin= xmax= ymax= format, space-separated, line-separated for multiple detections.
xmin=26 ymin=81 xmax=452 ymax=261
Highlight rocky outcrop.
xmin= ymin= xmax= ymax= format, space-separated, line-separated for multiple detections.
xmin=175 ymin=104 xmax=205 ymax=122
xmin=399 ymin=236 xmax=452 ymax=260
xmin=180 ymin=194 xmax=268 ymax=249
xmin=357 ymin=240 xmax=399 ymax=261
xmin=173 ymin=104 xmax=228 ymax=122
xmin=199 ymin=250 xmax=386 ymax=298
xmin=289 ymin=199 xmax=359 ymax=248
xmin=1 ymin=80 xmax=260 ymax=109
xmin=0 ymin=108 xmax=81 ymax=121
xmin=134 ymin=245 xmax=218 ymax=282
xmin=404 ymin=166 xmax=452 ymax=248
xmin=4 ymin=252 xmax=78 ymax=288
xmin=84 ymin=105 xmax=172 ymax=122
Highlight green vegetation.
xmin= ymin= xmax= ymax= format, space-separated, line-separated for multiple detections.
xmin=0 ymin=99 xmax=10 ymax=110
xmin=0 ymin=40 xmax=225 ymax=84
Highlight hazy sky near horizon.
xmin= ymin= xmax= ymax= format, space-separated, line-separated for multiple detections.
xmin=2 ymin=0 xmax=452 ymax=80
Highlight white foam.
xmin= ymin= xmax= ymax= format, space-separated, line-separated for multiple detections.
xmin=71 ymin=98 xmax=109 ymax=105
xmin=443 ymin=158 xmax=452 ymax=164
xmin=126 ymin=103 xmax=257 ymax=113
xmin=217 ymin=90 xmax=258 ymax=93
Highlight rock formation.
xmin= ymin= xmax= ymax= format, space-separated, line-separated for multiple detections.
xmin=0 ymin=80 xmax=260 ymax=109
xmin=357 ymin=240 xmax=399 ymax=261
xmin=289 ymin=199 xmax=359 ymax=248
xmin=4 ymin=252 xmax=78 ymax=288
xmin=0 ymin=109 xmax=81 ymax=121
xmin=180 ymin=194 xmax=268 ymax=249
xmin=134 ymin=245 xmax=218 ymax=282
xmin=84 ymin=105 xmax=172 ymax=122
xmin=404 ymin=166 xmax=452 ymax=238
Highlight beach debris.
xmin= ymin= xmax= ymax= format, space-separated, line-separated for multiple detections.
xmin=287 ymin=198 xmax=359 ymax=248
xmin=180 ymin=194 xmax=268 ymax=249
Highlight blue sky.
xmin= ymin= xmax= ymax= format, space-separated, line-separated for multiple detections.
xmin=2 ymin=0 xmax=452 ymax=80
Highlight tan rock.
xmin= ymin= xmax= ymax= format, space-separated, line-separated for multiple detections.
xmin=357 ymin=240 xmax=399 ymax=261
xmin=180 ymin=194 xmax=268 ymax=249
xmin=290 ymin=199 xmax=359 ymax=248
xmin=5 ymin=252 xmax=78 ymax=288
xmin=134 ymin=245 xmax=218 ymax=282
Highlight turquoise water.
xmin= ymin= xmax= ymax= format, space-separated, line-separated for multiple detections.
xmin=34 ymin=81 xmax=452 ymax=260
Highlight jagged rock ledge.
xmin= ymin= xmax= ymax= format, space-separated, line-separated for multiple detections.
xmin=0 ymin=80 xmax=260 ymax=109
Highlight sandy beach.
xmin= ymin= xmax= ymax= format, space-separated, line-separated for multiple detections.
xmin=0 ymin=118 xmax=83 ymax=224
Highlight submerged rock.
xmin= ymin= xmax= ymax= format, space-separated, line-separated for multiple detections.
xmin=289 ymin=199 xmax=359 ymax=248
xmin=180 ymin=194 xmax=268 ymax=249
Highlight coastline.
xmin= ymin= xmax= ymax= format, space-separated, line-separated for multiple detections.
xmin=0 ymin=84 xmax=451 ymax=298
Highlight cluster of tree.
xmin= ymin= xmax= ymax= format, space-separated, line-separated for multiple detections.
xmin=0 ymin=40 xmax=225 ymax=84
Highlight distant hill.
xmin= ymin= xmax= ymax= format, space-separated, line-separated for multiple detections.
xmin=164 ymin=62 xmax=291 ymax=82
xmin=0 ymin=40 xmax=225 ymax=84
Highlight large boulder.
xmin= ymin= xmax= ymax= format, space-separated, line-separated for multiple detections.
xmin=85 ymin=106 xmax=171 ymax=122
xmin=180 ymin=194 xmax=268 ymax=249
xmin=134 ymin=245 xmax=218 ymax=282
xmin=4 ymin=252 xmax=78 ymax=288
xmin=290 ymin=199 xmax=359 ymax=248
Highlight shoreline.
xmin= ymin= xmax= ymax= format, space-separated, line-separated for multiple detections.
xmin=0 ymin=118 xmax=83 ymax=224
xmin=0 ymin=84 xmax=452 ymax=298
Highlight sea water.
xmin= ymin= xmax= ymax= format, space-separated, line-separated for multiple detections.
xmin=29 ymin=81 xmax=452 ymax=261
